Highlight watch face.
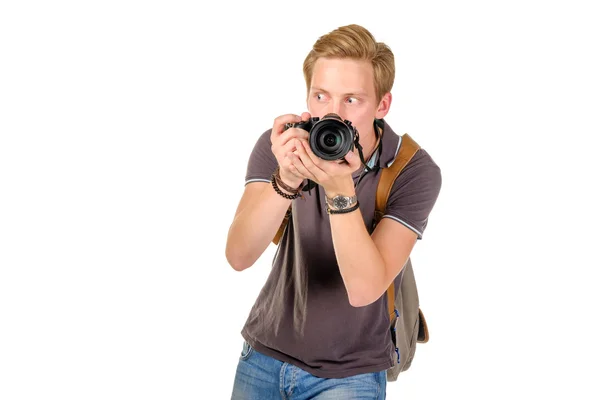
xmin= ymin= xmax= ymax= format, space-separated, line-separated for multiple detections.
xmin=333 ymin=197 xmax=349 ymax=209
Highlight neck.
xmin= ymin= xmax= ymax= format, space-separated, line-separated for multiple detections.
xmin=361 ymin=124 xmax=381 ymax=163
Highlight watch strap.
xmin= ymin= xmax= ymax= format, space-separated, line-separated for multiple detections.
xmin=327 ymin=201 xmax=360 ymax=215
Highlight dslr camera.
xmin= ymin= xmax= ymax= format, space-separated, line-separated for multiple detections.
xmin=284 ymin=113 xmax=358 ymax=161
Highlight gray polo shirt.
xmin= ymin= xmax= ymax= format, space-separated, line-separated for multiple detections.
xmin=240 ymin=119 xmax=442 ymax=379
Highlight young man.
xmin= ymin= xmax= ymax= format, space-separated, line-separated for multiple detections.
xmin=226 ymin=24 xmax=442 ymax=399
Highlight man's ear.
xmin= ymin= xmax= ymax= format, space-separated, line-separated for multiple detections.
xmin=375 ymin=92 xmax=392 ymax=119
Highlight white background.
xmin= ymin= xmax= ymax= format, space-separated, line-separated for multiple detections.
xmin=1 ymin=1 xmax=599 ymax=399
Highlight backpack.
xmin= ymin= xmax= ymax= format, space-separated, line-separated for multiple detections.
xmin=272 ymin=133 xmax=429 ymax=382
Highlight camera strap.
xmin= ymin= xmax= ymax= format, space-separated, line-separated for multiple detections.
xmin=355 ymin=120 xmax=383 ymax=173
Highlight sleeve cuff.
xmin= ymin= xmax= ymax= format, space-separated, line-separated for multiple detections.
xmin=244 ymin=178 xmax=271 ymax=186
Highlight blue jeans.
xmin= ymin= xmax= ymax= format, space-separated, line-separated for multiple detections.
xmin=231 ymin=340 xmax=387 ymax=400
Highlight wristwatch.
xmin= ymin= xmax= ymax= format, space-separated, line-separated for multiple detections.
xmin=325 ymin=194 xmax=358 ymax=210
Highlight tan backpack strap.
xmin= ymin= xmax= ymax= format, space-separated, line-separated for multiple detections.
xmin=375 ymin=133 xmax=421 ymax=321
xmin=387 ymin=284 xmax=396 ymax=320
xmin=272 ymin=206 xmax=291 ymax=245
xmin=374 ymin=133 xmax=421 ymax=225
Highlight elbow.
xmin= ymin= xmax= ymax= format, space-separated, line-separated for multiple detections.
xmin=226 ymin=255 xmax=249 ymax=272
xmin=225 ymin=246 xmax=251 ymax=272
xmin=228 ymin=259 xmax=248 ymax=272
xmin=225 ymin=229 xmax=251 ymax=271
xmin=347 ymin=264 xmax=389 ymax=308
xmin=349 ymin=297 xmax=376 ymax=308
xmin=347 ymin=277 xmax=388 ymax=307
xmin=347 ymin=289 xmax=379 ymax=308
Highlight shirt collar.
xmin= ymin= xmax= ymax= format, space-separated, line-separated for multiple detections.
xmin=377 ymin=118 xmax=402 ymax=169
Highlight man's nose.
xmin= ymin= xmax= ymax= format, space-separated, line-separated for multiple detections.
xmin=328 ymin=100 xmax=343 ymax=117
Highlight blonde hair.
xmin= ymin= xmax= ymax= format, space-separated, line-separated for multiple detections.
xmin=302 ymin=24 xmax=395 ymax=103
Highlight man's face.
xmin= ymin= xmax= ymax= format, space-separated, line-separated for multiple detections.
xmin=307 ymin=57 xmax=387 ymax=145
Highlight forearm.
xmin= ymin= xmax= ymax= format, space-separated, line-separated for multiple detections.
xmin=329 ymin=208 xmax=387 ymax=307
xmin=324 ymin=176 xmax=387 ymax=307
xmin=226 ymin=184 xmax=292 ymax=271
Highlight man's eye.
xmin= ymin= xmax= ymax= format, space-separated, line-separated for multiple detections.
xmin=347 ymin=97 xmax=358 ymax=103
xmin=316 ymin=94 xmax=324 ymax=100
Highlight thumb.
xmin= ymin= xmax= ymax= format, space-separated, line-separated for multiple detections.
xmin=344 ymin=149 xmax=360 ymax=168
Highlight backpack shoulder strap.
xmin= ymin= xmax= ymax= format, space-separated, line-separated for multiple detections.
xmin=272 ymin=205 xmax=291 ymax=245
xmin=374 ymin=133 xmax=421 ymax=320
xmin=374 ymin=133 xmax=420 ymax=226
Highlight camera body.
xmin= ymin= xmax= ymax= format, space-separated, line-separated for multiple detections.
xmin=284 ymin=113 xmax=358 ymax=161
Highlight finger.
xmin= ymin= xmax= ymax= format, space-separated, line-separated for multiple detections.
xmin=287 ymin=165 xmax=305 ymax=181
xmin=276 ymin=127 xmax=309 ymax=147
xmin=300 ymin=111 xmax=312 ymax=122
xmin=295 ymin=139 xmax=328 ymax=181
xmin=285 ymin=153 xmax=307 ymax=180
xmin=298 ymin=139 xmax=327 ymax=170
xmin=270 ymin=114 xmax=302 ymax=141
xmin=279 ymin=112 xmax=312 ymax=143
xmin=273 ymin=132 xmax=308 ymax=164
xmin=278 ymin=139 xmax=299 ymax=156
xmin=289 ymin=151 xmax=317 ymax=181
xmin=343 ymin=149 xmax=363 ymax=170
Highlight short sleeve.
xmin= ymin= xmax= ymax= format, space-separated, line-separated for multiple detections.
xmin=244 ymin=129 xmax=279 ymax=186
xmin=383 ymin=149 xmax=442 ymax=240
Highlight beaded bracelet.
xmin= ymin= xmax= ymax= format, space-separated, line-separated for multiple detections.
xmin=271 ymin=172 xmax=302 ymax=200
xmin=327 ymin=201 xmax=360 ymax=215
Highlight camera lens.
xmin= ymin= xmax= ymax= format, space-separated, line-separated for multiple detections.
xmin=321 ymin=132 xmax=340 ymax=149
xmin=310 ymin=119 xmax=354 ymax=161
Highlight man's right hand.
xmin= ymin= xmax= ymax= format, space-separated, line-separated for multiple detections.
xmin=270 ymin=112 xmax=312 ymax=190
